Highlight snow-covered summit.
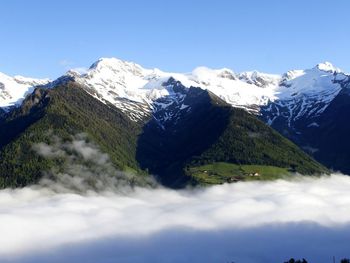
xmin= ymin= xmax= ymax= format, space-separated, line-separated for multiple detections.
xmin=65 ymin=59 xmax=286 ymax=119
xmin=278 ymin=64 xmax=343 ymax=97
xmin=238 ymin=71 xmax=280 ymax=87
xmin=87 ymin=57 xmax=150 ymax=78
xmin=262 ymin=63 xmax=349 ymax=127
xmin=0 ymin=72 xmax=50 ymax=110
xmin=315 ymin=61 xmax=342 ymax=73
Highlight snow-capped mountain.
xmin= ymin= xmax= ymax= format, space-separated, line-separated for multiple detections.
xmin=59 ymin=57 xmax=282 ymax=121
xmin=66 ymin=58 xmax=174 ymax=121
xmin=1 ymin=58 xmax=350 ymax=175
xmin=0 ymin=72 xmax=50 ymax=111
xmin=1 ymin=58 xmax=349 ymax=128
xmin=62 ymin=58 xmax=349 ymax=127
xmin=262 ymin=63 xmax=349 ymax=127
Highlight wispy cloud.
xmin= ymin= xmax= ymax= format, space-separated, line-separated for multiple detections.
xmin=32 ymin=133 xmax=154 ymax=193
xmin=70 ymin=67 xmax=88 ymax=74
xmin=58 ymin=59 xmax=88 ymax=74
xmin=59 ymin=59 xmax=74 ymax=67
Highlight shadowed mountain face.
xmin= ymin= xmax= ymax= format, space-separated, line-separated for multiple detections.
xmin=300 ymin=86 xmax=350 ymax=173
xmin=0 ymin=88 xmax=50 ymax=148
xmin=136 ymin=82 xmax=326 ymax=187
xmin=136 ymin=86 xmax=232 ymax=187
xmin=260 ymin=77 xmax=350 ymax=174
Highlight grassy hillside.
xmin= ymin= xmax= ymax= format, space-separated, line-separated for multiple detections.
xmin=191 ymin=104 xmax=326 ymax=174
xmin=186 ymin=162 xmax=291 ymax=185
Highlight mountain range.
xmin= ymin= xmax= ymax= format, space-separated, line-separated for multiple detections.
xmin=1 ymin=58 xmax=349 ymax=188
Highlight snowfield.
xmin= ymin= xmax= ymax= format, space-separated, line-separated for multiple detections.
xmin=1 ymin=58 xmax=349 ymax=123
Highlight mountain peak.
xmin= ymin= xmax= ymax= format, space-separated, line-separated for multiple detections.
xmin=191 ymin=66 xmax=236 ymax=81
xmin=0 ymin=72 xmax=50 ymax=109
xmin=89 ymin=57 xmax=147 ymax=74
xmin=90 ymin=57 xmax=125 ymax=69
xmin=315 ymin=62 xmax=342 ymax=73
xmin=238 ymin=70 xmax=280 ymax=87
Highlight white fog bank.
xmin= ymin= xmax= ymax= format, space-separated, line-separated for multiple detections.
xmin=0 ymin=174 xmax=350 ymax=263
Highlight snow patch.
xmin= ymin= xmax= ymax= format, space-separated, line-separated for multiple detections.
xmin=0 ymin=72 xmax=50 ymax=109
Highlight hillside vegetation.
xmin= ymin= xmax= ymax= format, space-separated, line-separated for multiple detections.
xmin=0 ymin=83 xmax=145 ymax=188
xmin=0 ymin=83 xmax=327 ymax=188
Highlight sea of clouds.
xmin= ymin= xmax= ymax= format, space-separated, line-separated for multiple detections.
xmin=0 ymin=174 xmax=350 ymax=263
xmin=0 ymin=135 xmax=349 ymax=263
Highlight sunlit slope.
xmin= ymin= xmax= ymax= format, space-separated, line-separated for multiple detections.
xmin=0 ymin=82 xmax=145 ymax=187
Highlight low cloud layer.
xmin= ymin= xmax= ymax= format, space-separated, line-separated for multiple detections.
xmin=0 ymin=174 xmax=350 ymax=262
xmin=32 ymin=133 xmax=155 ymax=193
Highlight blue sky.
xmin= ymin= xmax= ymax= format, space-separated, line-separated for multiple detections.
xmin=0 ymin=0 xmax=349 ymax=78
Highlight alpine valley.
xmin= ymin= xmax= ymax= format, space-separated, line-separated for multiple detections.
xmin=2 ymin=58 xmax=350 ymax=188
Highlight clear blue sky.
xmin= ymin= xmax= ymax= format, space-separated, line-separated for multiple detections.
xmin=0 ymin=0 xmax=349 ymax=78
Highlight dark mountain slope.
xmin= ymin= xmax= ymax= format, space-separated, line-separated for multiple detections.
xmin=260 ymin=77 xmax=350 ymax=174
xmin=307 ymin=87 xmax=350 ymax=173
xmin=137 ymin=87 xmax=327 ymax=187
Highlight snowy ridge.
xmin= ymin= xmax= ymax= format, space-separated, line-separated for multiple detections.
xmin=0 ymin=72 xmax=50 ymax=110
xmin=186 ymin=67 xmax=279 ymax=113
xmin=315 ymin=61 xmax=342 ymax=73
xmin=69 ymin=58 xmax=177 ymax=121
xmin=68 ymin=58 xmax=349 ymax=124
xmin=262 ymin=64 xmax=347 ymax=126
xmin=1 ymin=58 xmax=349 ymax=127
xmin=151 ymin=78 xmax=190 ymax=128
xmin=65 ymin=58 xmax=283 ymax=121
